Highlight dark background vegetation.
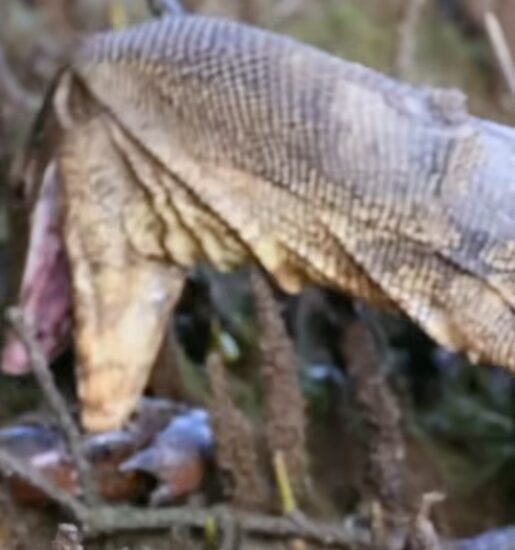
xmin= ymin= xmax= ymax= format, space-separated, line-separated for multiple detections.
xmin=2 ymin=0 xmax=515 ymax=548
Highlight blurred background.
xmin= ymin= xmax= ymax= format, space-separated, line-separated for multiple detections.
xmin=2 ymin=0 xmax=515 ymax=547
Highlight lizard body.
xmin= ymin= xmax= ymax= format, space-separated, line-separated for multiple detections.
xmin=6 ymin=14 xmax=515 ymax=430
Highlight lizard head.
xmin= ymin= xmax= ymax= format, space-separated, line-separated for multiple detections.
xmin=2 ymin=73 xmax=184 ymax=432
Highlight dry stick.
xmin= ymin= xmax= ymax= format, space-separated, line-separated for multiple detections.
xmin=81 ymin=505 xmax=371 ymax=548
xmin=0 ymin=433 xmax=512 ymax=550
xmin=394 ymin=0 xmax=426 ymax=79
xmin=484 ymin=11 xmax=515 ymax=97
xmin=406 ymin=493 xmax=445 ymax=550
xmin=1 ymin=435 xmax=513 ymax=550
xmin=5 ymin=307 xmax=99 ymax=507
xmin=0 ymin=447 xmax=88 ymax=521
xmin=0 ymin=445 xmax=371 ymax=549
xmin=218 ymin=511 xmax=239 ymax=550
xmin=0 ymin=400 xmax=508 ymax=549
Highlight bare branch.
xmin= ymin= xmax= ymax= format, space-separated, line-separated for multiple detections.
xmin=0 ymin=425 xmax=513 ymax=549
xmin=484 ymin=10 xmax=515 ymax=97
xmin=0 ymin=437 xmax=370 ymax=547
xmin=5 ymin=307 xmax=99 ymax=507
xmin=407 ymin=492 xmax=445 ymax=550
xmin=82 ymin=505 xmax=371 ymax=548
xmin=0 ymin=447 xmax=88 ymax=521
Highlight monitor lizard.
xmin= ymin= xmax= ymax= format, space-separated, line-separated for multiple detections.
xmin=4 ymin=13 xmax=515 ymax=431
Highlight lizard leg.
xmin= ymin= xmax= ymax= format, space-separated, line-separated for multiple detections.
xmin=59 ymin=115 xmax=186 ymax=432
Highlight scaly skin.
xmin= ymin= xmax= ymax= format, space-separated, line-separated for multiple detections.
xmin=6 ymin=14 xmax=515 ymax=430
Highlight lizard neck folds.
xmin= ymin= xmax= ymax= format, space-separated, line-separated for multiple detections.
xmin=3 ymin=71 xmax=186 ymax=432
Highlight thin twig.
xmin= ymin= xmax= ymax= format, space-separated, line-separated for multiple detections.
xmin=484 ymin=10 xmax=515 ymax=97
xmin=407 ymin=493 xmax=445 ymax=550
xmin=0 ymin=432 xmax=513 ymax=549
xmin=5 ymin=307 xmax=99 ymax=506
xmin=394 ymin=0 xmax=426 ymax=78
xmin=0 ymin=447 xmax=88 ymax=521
xmin=0 ymin=447 xmax=371 ymax=548
xmin=82 ymin=505 xmax=371 ymax=548
xmin=147 ymin=0 xmax=187 ymax=17
xmin=218 ymin=510 xmax=240 ymax=550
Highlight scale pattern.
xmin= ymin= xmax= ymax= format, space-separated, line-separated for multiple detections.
xmin=63 ymin=15 xmax=515 ymax=371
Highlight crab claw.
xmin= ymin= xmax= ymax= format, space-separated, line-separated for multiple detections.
xmin=0 ymin=399 xmax=186 ymax=505
xmin=120 ymin=409 xmax=212 ymax=505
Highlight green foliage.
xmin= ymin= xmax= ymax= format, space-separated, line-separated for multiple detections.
xmin=416 ymin=360 xmax=515 ymax=496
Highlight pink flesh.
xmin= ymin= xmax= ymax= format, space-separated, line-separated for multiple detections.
xmin=2 ymin=164 xmax=72 ymax=375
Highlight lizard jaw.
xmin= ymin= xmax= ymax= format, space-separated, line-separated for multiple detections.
xmin=2 ymin=163 xmax=72 ymax=375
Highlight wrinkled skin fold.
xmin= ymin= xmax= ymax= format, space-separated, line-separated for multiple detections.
xmin=59 ymin=116 xmax=187 ymax=432
xmin=5 ymin=15 xmax=515 ymax=431
xmin=4 ymin=75 xmax=188 ymax=432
